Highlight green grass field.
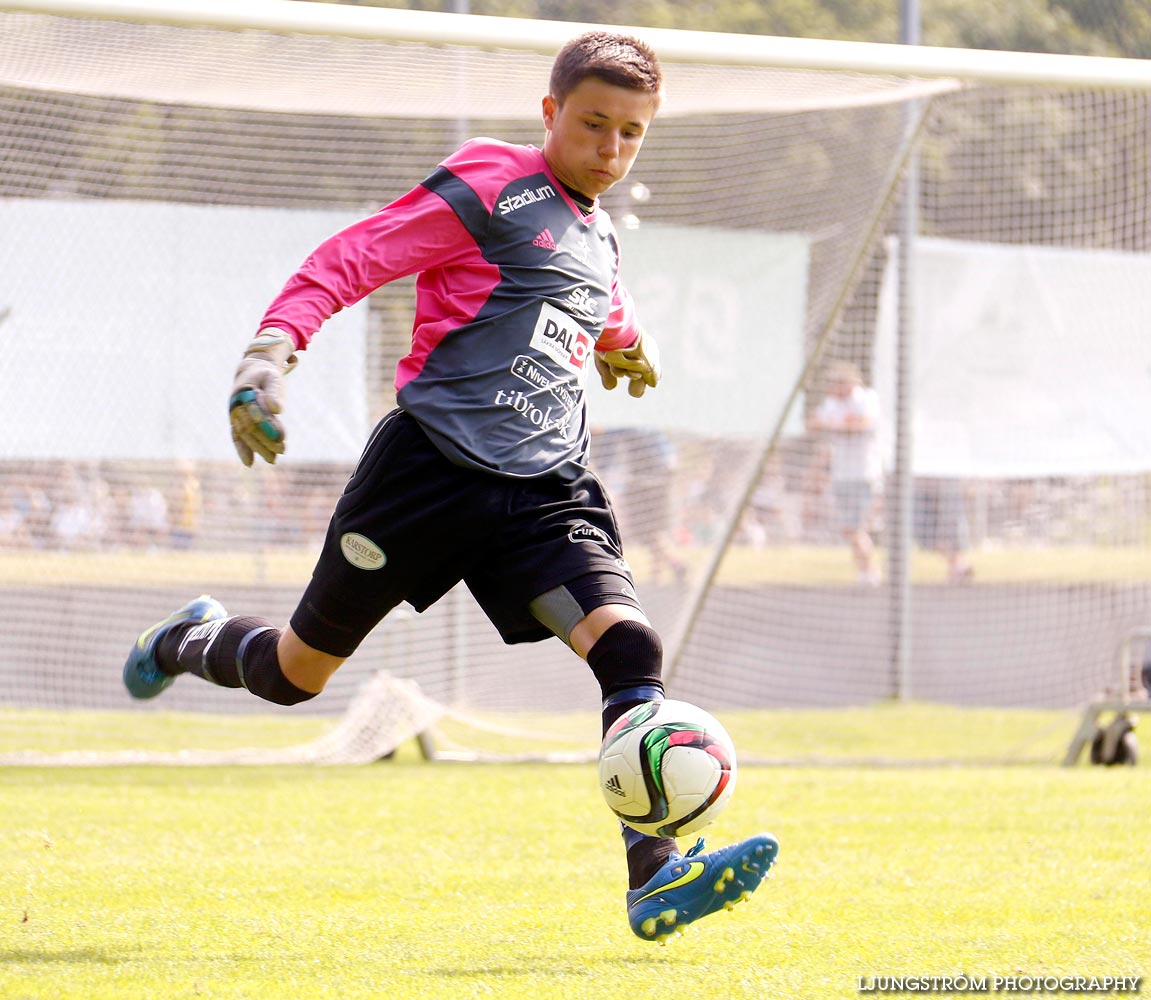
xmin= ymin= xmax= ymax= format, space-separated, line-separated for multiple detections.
xmin=3 ymin=541 xmax=1148 ymax=997
xmin=0 ymin=703 xmax=1083 ymax=764
xmin=2 ymin=755 xmax=1147 ymax=1000
xmin=6 ymin=541 xmax=1151 ymax=589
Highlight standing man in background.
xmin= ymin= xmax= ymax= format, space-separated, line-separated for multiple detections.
xmin=809 ymin=361 xmax=884 ymax=585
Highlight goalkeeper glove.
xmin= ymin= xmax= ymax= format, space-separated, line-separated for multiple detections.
xmin=229 ymin=329 xmax=298 ymax=466
xmin=594 ymin=329 xmax=661 ymax=398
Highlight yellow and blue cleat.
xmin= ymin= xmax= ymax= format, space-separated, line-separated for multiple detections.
xmin=626 ymin=832 xmax=779 ymax=943
xmin=123 ymin=595 xmax=227 ymax=699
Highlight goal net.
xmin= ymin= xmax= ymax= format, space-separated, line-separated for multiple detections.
xmin=2 ymin=0 xmax=1149 ymax=766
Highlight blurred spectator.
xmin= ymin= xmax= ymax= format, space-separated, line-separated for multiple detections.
xmin=0 ymin=482 xmax=32 ymax=548
xmin=808 ymin=361 xmax=883 ymax=586
xmin=128 ymin=481 xmax=169 ymax=550
xmin=49 ymin=464 xmax=108 ymax=549
xmin=593 ymin=427 xmax=687 ymax=584
xmin=171 ymin=460 xmax=203 ymax=549
xmin=914 ymin=477 xmax=974 ymax=582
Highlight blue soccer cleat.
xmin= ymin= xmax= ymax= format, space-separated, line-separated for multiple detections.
xmin=627 ymin=832 xmax=779 ymax=943
xmin=123 ymin=595 xmax=227 ymax=699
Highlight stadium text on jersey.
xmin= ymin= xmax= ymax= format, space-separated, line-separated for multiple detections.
xmin=497 ymin=183 xmax=556 ymax=215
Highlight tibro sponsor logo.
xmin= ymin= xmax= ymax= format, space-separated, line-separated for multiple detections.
xmin=493 ymin=388 xmax=576 ymax=433
xmin=340 ymin=532 xmax=386 ymax=571
xmin=499 ymin=183 xmax=556 ymax=215
xmin=530 ymin=302 xmax=593 ymax=374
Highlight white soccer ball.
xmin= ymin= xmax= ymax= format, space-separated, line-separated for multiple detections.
xmin=598 ymin=699 xmax=737 ymax=838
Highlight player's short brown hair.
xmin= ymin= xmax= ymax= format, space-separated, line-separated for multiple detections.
xmin=549 ymin=31 xmax=663 ymax=106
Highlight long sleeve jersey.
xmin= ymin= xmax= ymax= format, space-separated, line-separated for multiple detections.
xmin=259 ymin=137 xmax=641 ymax=481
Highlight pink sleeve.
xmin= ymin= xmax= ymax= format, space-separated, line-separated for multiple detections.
xmin=259 ymin=184 xmax=474 ymax=349
xmin=595 ymin=276 xmax=641 ymax=353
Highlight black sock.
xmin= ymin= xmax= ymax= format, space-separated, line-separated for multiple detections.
xmin=625 ymin=834 xmax=680 ymax=890
xmin=603 ymin=694 xmax=647 ymax=737
xmin=606 ymin=693 xmax=679 ymax=888
xmin=595 ymin=676 xmax=677 ymax=889
xmin=585 ymin=623 xmax=677 ymax=888
xmin=587 ymin=621 xmax=664 ymax=739
xmin=157 ymin=615 xmax=267 ymax=685
xmin=156 ymin=616 xmax=315 ymax=706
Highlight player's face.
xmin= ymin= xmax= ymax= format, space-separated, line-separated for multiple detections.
xmin=541 ymin=77 xmax=658 ymax=201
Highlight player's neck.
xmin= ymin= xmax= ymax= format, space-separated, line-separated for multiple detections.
xmin=559 ymin=180 xmax=595 ymax=215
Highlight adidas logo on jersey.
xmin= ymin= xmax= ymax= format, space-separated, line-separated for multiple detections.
xmin=603 ymin=773 xmax=627 ymax=797
xmin=533 ymin=228 xmax=558 ymax=250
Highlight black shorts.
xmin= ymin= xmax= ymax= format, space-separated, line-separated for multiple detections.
xmin=291 ymin=409 xmax=642 ymax=656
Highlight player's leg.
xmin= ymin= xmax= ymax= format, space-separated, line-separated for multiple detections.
xmin=124 ymin=409 xmax=449 ymax=705
xmin=121 ymin=522 xmax=387 ymax=704
xmin=526 ymin=574 xmax=779 ymax=942
xmin=473 ymin=470 xmax=780 ymax=940
xmin=471 ymin=474 xmax=682 ymax=891
xmin=625 ymin=829 xmax=779 ymax=944
xmin=567 ymin=596 xmax=778 ymax=941
xmin=537 ymin=590 xmax=680 ymax=888
xmin=580 ymin=612 xmax=677 ymax=893
xmin=123 ymin=597 xmax=337 ymax=705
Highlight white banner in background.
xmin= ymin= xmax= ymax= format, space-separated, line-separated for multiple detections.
xmin=1 ymin=200 xmax=367 ymax=462
xmin=2 ymin=207 xmax=807 ymax=459
xmin=875 ymin=236 xmax=1151 ymax=478
xmin=604 ymin=224 xmax=809 ymax=438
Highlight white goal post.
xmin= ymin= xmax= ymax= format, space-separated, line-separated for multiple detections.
xmin=3 ymin=0 xmax=1151 ymax=767
xmin=6 ymin=0 xmax=1151 ymax=87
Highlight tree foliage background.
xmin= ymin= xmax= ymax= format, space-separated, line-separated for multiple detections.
xmin=301 ymin=0 xmax=1151 ymax=58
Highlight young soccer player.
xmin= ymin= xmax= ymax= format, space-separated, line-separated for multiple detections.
xmin=123 ymin=30 xmax=777 ymax=942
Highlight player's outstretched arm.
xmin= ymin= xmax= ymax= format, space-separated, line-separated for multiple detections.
xmin=229 ymin=329 xmax=299 ymax=466
xmin=595 ymin=329 xmax=661 ymax=398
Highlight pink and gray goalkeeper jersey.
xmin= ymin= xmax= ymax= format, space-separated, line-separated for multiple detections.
xmin=259 ymin=137 xmax=642 ymax=481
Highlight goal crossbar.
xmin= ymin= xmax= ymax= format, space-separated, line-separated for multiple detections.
xmin=4 ymin=0 xmax=1151 ymax=90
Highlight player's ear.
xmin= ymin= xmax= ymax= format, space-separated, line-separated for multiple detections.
xmin=541 ymin=94 xmax=558 ymax=130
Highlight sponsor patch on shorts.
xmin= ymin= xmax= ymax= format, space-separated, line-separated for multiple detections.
xmin=568 ymin=521 xmax=609 ymax=546
xmin=340 ymin=532 xmax=386 ymax=571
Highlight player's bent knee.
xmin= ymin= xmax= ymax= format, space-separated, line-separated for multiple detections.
xmin=277 ymin=626 xmax=345 ymax=696
xmin=586 ymin=619 xmax=664 ymax=700
xmin=237 ymin=627 xmax=320 ymax=706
